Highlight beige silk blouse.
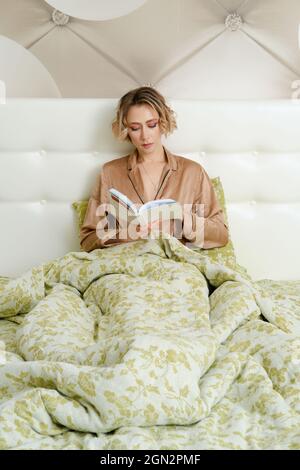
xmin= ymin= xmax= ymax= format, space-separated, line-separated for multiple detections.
xmin=80 ymin=146 xmax=229 ymax=251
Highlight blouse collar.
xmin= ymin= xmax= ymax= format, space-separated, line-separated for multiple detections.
xmin=127 ymin=145 xmax=177 ymax=171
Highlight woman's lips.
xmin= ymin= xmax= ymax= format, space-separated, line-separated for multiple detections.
xmin=142 ymin=143 xmax=153 ymax=148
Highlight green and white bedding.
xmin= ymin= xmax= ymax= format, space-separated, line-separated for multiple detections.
xmin=0 ymin=236 xmax=299 ymax=450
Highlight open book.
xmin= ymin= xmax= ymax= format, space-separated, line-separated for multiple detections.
xmin=108 ymin=188 xmax=182 ymax=225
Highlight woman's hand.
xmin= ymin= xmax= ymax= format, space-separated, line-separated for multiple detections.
xmin=137 ymin=219 xmax=174 ymax=239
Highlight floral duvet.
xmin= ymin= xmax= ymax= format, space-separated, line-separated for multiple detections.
xmin=0 ymin=236 xmax=299 ymax=450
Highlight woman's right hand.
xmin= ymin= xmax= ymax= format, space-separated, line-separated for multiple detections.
xmin=136 ymin=219 xmax=174 ymax=239
xmin=136 ymin=220 xmax=161 ymax=239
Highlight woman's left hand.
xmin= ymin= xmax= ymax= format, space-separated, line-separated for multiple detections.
xmin=146 ymin=219 xmax=174 ymax=237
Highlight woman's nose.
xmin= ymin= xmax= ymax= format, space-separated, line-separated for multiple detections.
xmin=141 ymin=126 xmax=149 ymax=139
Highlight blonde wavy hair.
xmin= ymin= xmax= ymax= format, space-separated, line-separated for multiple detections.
xmin=111 ymin=86 xmax=177 ymax=142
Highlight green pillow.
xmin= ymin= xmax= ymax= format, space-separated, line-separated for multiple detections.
xmin=72 ymin=200 xmax=89 ymax=233
xmin=72 ymin=177 xmax=237 ymax=269
xmin=202 ymin=177 xmax=236 ymax=269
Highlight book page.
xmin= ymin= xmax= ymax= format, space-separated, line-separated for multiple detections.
xmin=137 ymin=202 xmax=183 ymax=224
xmin=140 ymin=199 xmax=177 ymax=212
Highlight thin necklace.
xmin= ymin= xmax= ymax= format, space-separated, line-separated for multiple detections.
xmin=141 ymin=160 xmax=165 ymax=191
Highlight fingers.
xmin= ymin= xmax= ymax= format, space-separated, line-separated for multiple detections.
xmin=137 ymin=220 xmax=160 ymax=239
xmin=137 ymin=219 xmax=175 ymax=239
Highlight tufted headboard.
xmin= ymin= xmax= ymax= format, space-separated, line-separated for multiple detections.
xmin=0 ymin=99 xmax=299 ymax=280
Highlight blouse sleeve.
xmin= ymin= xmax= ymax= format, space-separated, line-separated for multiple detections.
xmin=80 ymin=169 xmax=133 ymax=252
xmin=182 ymin=166 xmax=229 ymax=249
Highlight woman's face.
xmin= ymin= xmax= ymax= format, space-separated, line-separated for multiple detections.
xmin=126 ymin=104 xmax=162 ymax=155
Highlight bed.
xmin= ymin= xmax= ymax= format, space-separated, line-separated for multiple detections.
xmin=0 ymin=99 xmax=299 ymax=450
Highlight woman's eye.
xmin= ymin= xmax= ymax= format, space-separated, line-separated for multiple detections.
xmin=130 ymin=123 xmax=157 ymax=131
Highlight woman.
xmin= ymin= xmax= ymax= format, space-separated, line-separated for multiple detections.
xmin=80 ymin=86 xmax=229 ymax=251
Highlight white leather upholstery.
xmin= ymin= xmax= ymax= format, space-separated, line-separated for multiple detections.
xmin=0 ymin=98 xmax=299 ymax=281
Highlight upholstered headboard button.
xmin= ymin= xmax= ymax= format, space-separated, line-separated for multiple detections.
xmin=52 ymin=9 xmax=70 ymax=26
xmin=225 ymin=13 xmax=243 ymax=32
